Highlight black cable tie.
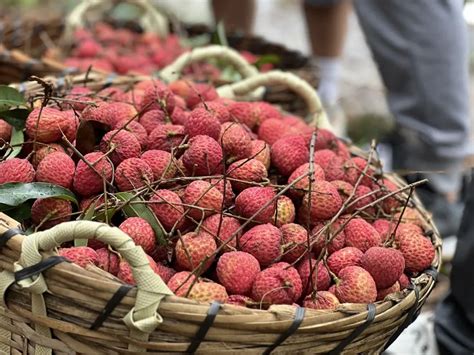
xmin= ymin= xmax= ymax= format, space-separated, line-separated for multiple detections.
xmin=328 ymin=303 xmax=377 ymax=355
xmin=186 ymin=301 xmax=221 ymax=353
xmin=423 ymin=267 xmax=438 ymax=281
xmin=384 ymin=283 xmax=420 ymax=350
xmin=14 ymin=256 xmax=69 ymax=282
xmin=90 ymin=284 xmax=133 ymax=330
xmin=263 ymin=306 xmax=306 ymax=355
xmin=0 ymin=228 xmax=24 ymax=249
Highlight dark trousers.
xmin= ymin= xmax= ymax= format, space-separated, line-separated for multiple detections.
xmin=434 ymin=171 xmax=474 ymax=354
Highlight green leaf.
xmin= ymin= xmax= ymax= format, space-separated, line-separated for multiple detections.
xmin=253 ymin=54 xmax=281 ymax=68
xmin=3 ymin=201 xmax=33 ymax=221
xmin=0 ymin=182 xmax=77 ymax=208
xmin=0 ymin=86 xmax=25 ymax=111
xmin=211 ymin=21 xmax=228 ymax=47
xmin=74 ymin=238 xmax=89 ymax=247
xmin=5 ymin=127 xmax=24 ymax=160
xmin=115 ymin=192 xmax=166 ymax=245
xmin=0 ymin=108 xmax=30 ymax=130
xmin=182 ymin=33 xmax=211 ymax=48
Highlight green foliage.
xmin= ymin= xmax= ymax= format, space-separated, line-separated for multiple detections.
xmin=115 ymin=192 xmax=166 ymax=245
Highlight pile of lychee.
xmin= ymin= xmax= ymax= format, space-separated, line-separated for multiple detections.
xmin=60 ymin=22 xmax=271 ymax=79
xmin=0 ymin=77 xmax=436 ymax=309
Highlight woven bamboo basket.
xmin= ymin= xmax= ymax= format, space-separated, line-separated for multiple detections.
xmin=0 ymin=70 xmax=441 ymax=354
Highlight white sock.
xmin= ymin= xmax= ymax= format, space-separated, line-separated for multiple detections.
xmin=315 ymin=56 xmax=342 ymax=106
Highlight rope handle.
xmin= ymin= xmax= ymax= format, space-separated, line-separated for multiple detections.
xmin=63 ymin=0 xmax=169 ymax=44
xmin=15 ymin=220 xmax=173 ymax=343
xmin=217 ymin=70 xmax=332 ymax=131
xmin=160 ymin=45 xmax=260 ymax=83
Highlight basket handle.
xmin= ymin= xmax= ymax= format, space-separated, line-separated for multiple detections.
xmin=160 ymin=45 xmax=260 ymax=83
xmin=13 ymin=220 xmax=172 ymax=345
xmin=217 ymin=70 xmax=332 ymax=130
xmin=63 ymin=0 xmax=169 ymax=43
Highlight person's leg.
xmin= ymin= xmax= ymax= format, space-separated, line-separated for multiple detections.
xmin=303 ymin=0 xmax=351 ymax=135
xmin=211 ymin=0 xmax=256 ymax=35
xmin=434 ymin=171 xmax=474 ymax=354
xmin=353 ymin=0 xmax=471 ymax=236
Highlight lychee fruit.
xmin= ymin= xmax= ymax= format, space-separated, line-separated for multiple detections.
xmin=0 ymin=120 xmax=12 ymax=142
xmin=376 ymin=282 xmax=400 ymax=301
xmin=281 ymin=223 xmax=308 ymax=263
xmin=251 ymin=262 xmax=302 ymax=305
xmin=35 ymin=152 xmax=75 ymax=189
xmin=313 ymin=149 xmax=337 ymax=170
xmin=226 ymin=294 xmax=253 ymax=307
xmin=31 ymin=198 xmax=72 ymax=229
xmin=149 ymin=189 xmax=184 ymax=231
xmin=274 ymin=196 xmax=296 ymax=227
xmin=303 ymin=291 xmax=340 ymax=310
xmin=167 ymin=271 xmax=199 ymax=297
xmin=311 ymin=220 xmax=346 ymax=256
xmin=100 ymin=130 xmax=141 ymax=166
xmin=296 ymin=259 xmax=331 ymax=294
xmin=360 ymin=247 xmax=405 ymax=289
xmin=195 ymin=101 xmax=231 ymax=123
xmin=240 ymin=224 xmax=282 ymax=267
xmin=208 ymin=178 xmax=235 ymax=207
xmin=96 ymin=247 xmax=120 ymax=275
xmin=345 ymin=218 xmax=381 ymax=252
xmin=139 ymin=80 xmax=175 ymax=114
xmin=335 ymin=266 xmax=377 ymax=303
xmin=114 ymin=158 xmax=153 ymax=191
xmin=31 ymin=143 xmax=65 ymax=168
xmin=331 ymin=180 xmax=354 ymax=204
xmin=25 ymin=107 xmax=71 ymax=143
xmin=398 ymin=233 xmax=435 ymax=273
xmin=227 ymin=158 xmax=267 ymax=191
xmin=398 ymin=274 xmax=410 ymax=289
xmin=188 ymin=281 xmax=229 ymax=303
xmin=184 ymin=108 xmax=221 ymax=140
xmin=118 ymin=255 xmax=174 ymax=285
xmin=141 ymin=149 xmax=176 ymax=180
xmin=182 ymin=180 xmax=224 ymax=221
xmin=201 ymin=214 xmax=241 ymax=251
xmin=175 ymin=231 xmax=217 ymax=272
xmin=182 ymin=135 xmax=223 ymax=176
xmin=287 ymin=162 xmax=326 ymax=198
xmin=147 ymin=124 xmax=185 ymax=152
xmin=139 ymin=109 xmax=167 ymax=134
xmin=216 ymin=251 xmax=260 ymax=295
xmin=0 ymin=158 xmax=35 ymax=184
xmin=342 ymin=157 xmax=374 ymax=187
xmin=114 ymin=119 xmax=148 ymax=150
xmin=119 ymin=217 xmax=156 ymax=254
xmin=327 ymin=247 xmax=363 ymax=276
xmin=249 ymin=140 xmax=271 ymax=170
xmin=271 ymin=136 xmax=309 ymax=177
xmin=59 ymin=247 xmax=98 ymax=268
xmin=234 ymin=186 xmax=276 ymax=224
xmin=257 ymin=118 xmax=294 ymax=145
xmin=300 ymin=181 xmax=342 ymax=222
xmin=220 ymin=122 xmax=252 ymax=163
xmin=73 ymin=152 xmax=113 ymax=197
xmin=228 ymin=102 xmax=259 ymax=130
